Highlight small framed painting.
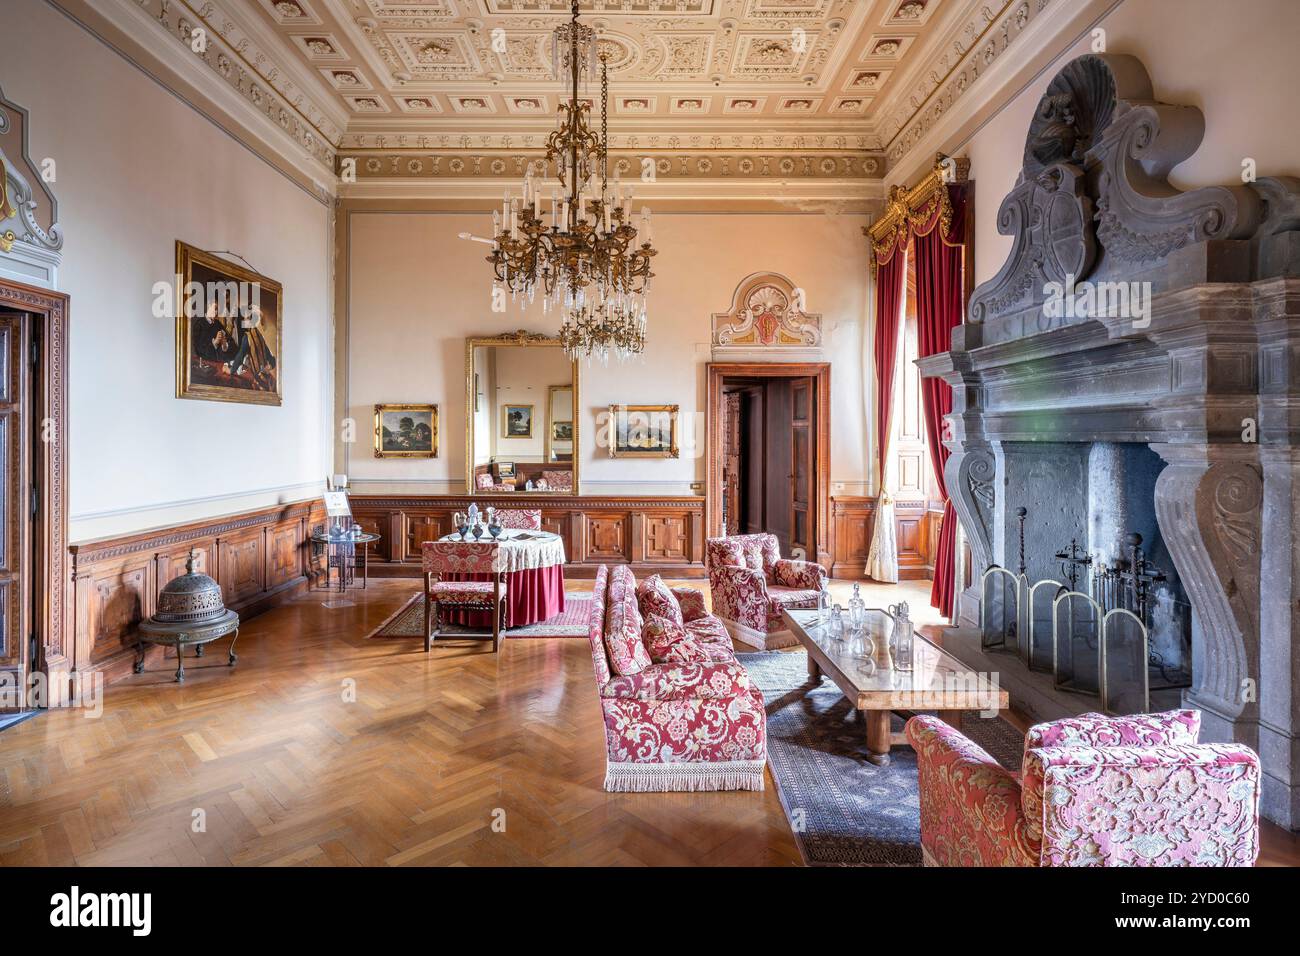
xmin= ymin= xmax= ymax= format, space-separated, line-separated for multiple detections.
xmin=374 ymin=404 xmax=438 ymax=458
xmin=175 ymin=240 xmax=282 ymax=405
xmin=608 ymin=404 xmax=680 ymax=458
xmin=551 ymin=420 xmax=573 ymax=442
xmin=502 ymin=403 xmax=534 ymax=438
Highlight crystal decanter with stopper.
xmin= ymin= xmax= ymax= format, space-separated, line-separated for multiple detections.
xmin=848 ymin=582 xmax=866 ymax=632
xmin=889 ymin=601 xmax=914 ymax=673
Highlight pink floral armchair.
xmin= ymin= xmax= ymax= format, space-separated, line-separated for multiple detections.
xmin=585 ymin=565 xmax=768 ymax=792
xmin=705 ymin=533 xmax=827 ymax=649
xmin=475 ymin=472 xmax=512 ymax=492
xmin=495 ymin=508 xmax=541 ymax=530
xmin=541 ymin=470 xmax=573 ymax=492
xmin=905 ymin=709 xmax=1261 ymax=867
xmin=422 ymin=540 xmax=508 ymax=653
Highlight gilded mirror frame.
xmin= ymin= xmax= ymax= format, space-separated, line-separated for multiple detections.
xmin=464 ymin=330 xmax=580 ymax=494
xmin=545 ymin=383 xmax=575 ymax=464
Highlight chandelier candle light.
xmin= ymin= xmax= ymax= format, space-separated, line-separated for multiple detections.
xmin=459 ymin=1 xmax=656 ymax=363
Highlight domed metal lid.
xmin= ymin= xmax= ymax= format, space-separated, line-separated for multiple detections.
xmin=155 ymin=549 xmax=227 ymax=624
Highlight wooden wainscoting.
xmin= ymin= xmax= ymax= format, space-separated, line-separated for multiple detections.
xmin=68 ymin=500 xmax=328 ymax=684
xmin=347 ymin=494 xmax=706 ymax=579
xmin=830 ymin=496 xmax=876 ymax=579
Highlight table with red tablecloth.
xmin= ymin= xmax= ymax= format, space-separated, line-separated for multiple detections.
xmin=442 ymin=529 xmax=567 ymax=628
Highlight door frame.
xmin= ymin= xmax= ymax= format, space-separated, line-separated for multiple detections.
xmin=706 ymin=362 xmax=831 ymax=569
xmin=0 ymin=277 xmax=70 ymax=702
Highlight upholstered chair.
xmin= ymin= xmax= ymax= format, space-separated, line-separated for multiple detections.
xmin=905 ymin=709 xmax=1261 ymax=867
xmin=541 ymin=470 xmax=573 ymax=492
xmin=704 ymin=532 xmax=827 ymax=650
xmin=475 ymin=472 xmax=512 ymax=492
xmin=422 ymin=541 xmax=508 ymax=653
xmin=495 ymin=508 xmax=542 ymax=530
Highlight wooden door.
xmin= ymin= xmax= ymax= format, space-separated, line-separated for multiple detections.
xmin=722 ymin=391 xmax=741 ymax=534
xmin=790 ymin=377 xmax=814 ymax=560
xmin=0 ymin=313 xmax=31 ymax=709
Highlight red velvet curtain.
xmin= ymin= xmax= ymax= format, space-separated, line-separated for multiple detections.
xmin=913 ymin=185 xmax=967 ymax=618
xmin=873 ymin=250 xmax=906 ymax=480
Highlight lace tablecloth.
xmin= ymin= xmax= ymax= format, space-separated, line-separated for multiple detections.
xmin=440 ymin=530 xmax=566 ymax=572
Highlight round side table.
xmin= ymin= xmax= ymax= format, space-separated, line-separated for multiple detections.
xmin=136 ymin=608 xmax=240 ymax=683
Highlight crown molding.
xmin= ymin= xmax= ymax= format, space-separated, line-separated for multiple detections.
xmin=58 ymin=0 xmax=339 ymax=198
xmin=884 ymin=0 xmax=1118 ymax=186
xmin=337 ymin=175 xmax=881 ymax=208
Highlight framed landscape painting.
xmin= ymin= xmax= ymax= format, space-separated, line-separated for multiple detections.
xmin=608 ymin=404 xmax=680 ymax=458
xmin=374 ymin=404 xmax=438 ymax=458
xmin=175 ymin=240 xmax=282 ymax=405
xmin=502 ymin=403 xmax=533 ymax=438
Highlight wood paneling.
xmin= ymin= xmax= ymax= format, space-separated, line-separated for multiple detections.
xmin=68 ymin=499 xmax=327 ymax=684
xmin=830 ymin=496 xmax=876 ymax=580
xmin=348 ymin=494 xmax=706 ymax=578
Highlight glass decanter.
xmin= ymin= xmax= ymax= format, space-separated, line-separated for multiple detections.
xmin=848 ymin=582 xmax=866 ymax=632
xmin=890 ymin=601 xmax=915 ymax=673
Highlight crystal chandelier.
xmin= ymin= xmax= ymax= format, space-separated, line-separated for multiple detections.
xmin=476 ymin=0 xmax=656 ymax=362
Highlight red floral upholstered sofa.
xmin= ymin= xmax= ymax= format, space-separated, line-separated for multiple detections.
xmin=905 ymin=709 xmax=1261 ymax=866
xmin=586 ymin=564 xmax=767 ymax=792
xmin=705 ymin=532 xmax=827 ymax=650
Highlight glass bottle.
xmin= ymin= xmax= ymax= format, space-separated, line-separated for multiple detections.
xmin=848 ymin=582 xmax=865 ymax=632
xmin=829 ymin=605 xmax=845 ymax=643
xmin=818 ymin=580 xmax=832 ymax=622
xmin=892 ymin=602 xmax=915 ymax=673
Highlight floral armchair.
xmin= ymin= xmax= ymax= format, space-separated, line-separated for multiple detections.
xmin=705 ymin=532 xmax=827 ymax=649
xmin=495 ymin=508 xmax=541 ymax=530
xmin=475 ymin=472 xmax=512 ymax=492
xmin=905 ymin=709 xmax=1261 ymax=867
xmin=585 ymin=565 xmax=768 ymax=792
xmin=541 ymin=470 xmax=573 ymax=492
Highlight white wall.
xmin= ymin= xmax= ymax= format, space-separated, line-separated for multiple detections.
xmin=0 ymin=0 xmax=334 ymax=541
xmin=342 ymin=209 xmax=871 ymax=496
xmin=964 ymin=0 xmax=1300 ymax=287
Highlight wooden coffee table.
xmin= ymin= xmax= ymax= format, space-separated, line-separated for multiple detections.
xmin=782 ymin=607 xmax=1008 ymax=765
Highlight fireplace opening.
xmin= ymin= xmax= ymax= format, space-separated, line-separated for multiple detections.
xmin=976 ymin=442 xmax=1192 ymax=715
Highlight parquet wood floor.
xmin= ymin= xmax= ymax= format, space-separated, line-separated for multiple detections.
xmin=0 ymin=579 xmax=799 ymax=867
xmin=1 ymin=579 xmax=1294 ymax=866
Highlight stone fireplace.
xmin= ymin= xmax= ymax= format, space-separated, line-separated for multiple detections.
xmin=918 ymin=54 xmax=1300 ymax=829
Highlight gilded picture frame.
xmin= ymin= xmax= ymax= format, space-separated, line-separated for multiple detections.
xmin=175 ymin=240 xmax=283 ymax=405
xmin=502 ymin=403 xmax=534 ymax=439
xmin=374 ymin=403 xmax=438 ymax=458
xmin=608 ymin=404 xmax=680 ymax=458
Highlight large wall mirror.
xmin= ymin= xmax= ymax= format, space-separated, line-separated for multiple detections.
xmin=465 ymin=331 xmax=579 ymax=494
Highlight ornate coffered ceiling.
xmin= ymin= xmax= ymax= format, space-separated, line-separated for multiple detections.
xmin=95 ymin=0 xmax=1061 ymax=195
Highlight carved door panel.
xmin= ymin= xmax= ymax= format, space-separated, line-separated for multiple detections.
xmin=219 ymin=531 xmax=264 ymax=604
xmin=350 ymin=514 xmax=388 ymax=561
xmin=722 ymin=391 xmax=741 ymax=535
xmin=0 ymin=315 xmax=30 ymax=705
xmin=267 ymin=523 xmax=302 ymax=590
xmin=644 ymin=515 xmax=688 ymax=563
xmin=790 ymin=378 xmax=814 ymax=560
xmin=406 ymin=514 xmax=450 ymax=560
xmin=586 ymin=514 xmax=630 ymax=561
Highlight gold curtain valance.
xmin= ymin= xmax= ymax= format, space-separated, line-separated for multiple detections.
xmin=866 ymin=154 xmax=969 ymax=270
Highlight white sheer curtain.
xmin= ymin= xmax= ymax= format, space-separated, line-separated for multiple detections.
xmin=865 ymin=263 xmax=905 ymax=583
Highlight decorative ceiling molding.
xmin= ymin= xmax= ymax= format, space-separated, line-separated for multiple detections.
xmin=67 ymin=0 xmax=1074 ymax=198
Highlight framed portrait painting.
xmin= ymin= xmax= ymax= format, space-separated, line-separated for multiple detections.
xmin=175 ymin=240 xmax=282 ymax=405
xmin=502 ymin=403 xmax=534 ymax=439
xmin=374 ymin=404 xmax=438 ymax=458
xmin=608 ymin=404 xmax=680 ymax=458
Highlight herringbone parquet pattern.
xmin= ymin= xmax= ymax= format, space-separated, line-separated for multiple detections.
xmin=0 ymin=580 xmax=800 ymax=867
xmin=3 ymin=579 xmax=1296 ymax=866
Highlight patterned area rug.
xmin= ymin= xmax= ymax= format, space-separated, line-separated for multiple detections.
xmin=367 ymin=593 xmax=593 ymax=640
xmin=739 ymin=649 xmax=1024 ymax=867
